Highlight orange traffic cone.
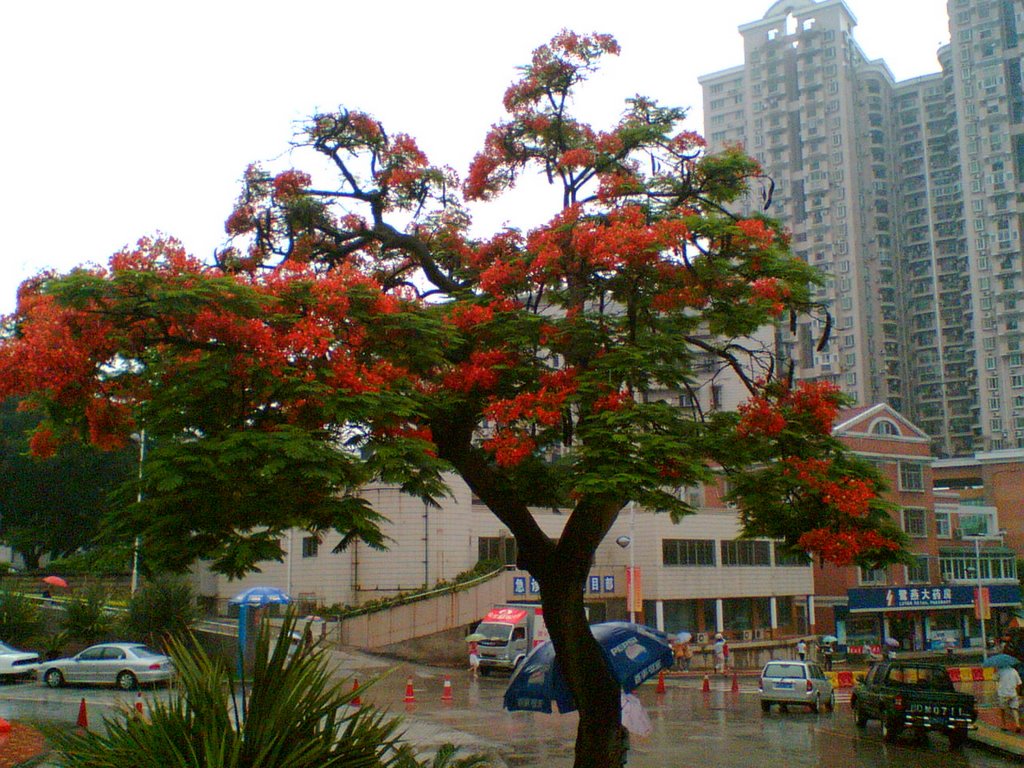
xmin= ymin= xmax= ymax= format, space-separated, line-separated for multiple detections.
xmin=701 ymin=674 xmax=711 ymax=693
xmin=0 ymin=718 xmax=11 ymax=735
xmin=77 ymin=697 xmax=89 ymax=729
xmin=351 ymin=678 xmax=361 ymax=707
xmin=441 ymin=674 xmax=453 ymax=703
xmin=731 ymin=672 xmax=740 ymax=693
xmin=403 ymin=676 xmax=416 ymax=704
xmin=656 ymin=670 xmax=666 ymax=694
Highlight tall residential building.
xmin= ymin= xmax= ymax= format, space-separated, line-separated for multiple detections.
xmin=700 ymin=0 xmax=1024 ymax=457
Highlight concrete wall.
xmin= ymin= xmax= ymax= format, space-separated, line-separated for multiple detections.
xmin=330 ymin=573 xmax=507 ymax=649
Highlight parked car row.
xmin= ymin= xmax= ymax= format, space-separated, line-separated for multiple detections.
xmin=0 ymin=640 xmax=174 ymax=690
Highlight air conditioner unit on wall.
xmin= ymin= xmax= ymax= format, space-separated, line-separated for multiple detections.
xmin=742 ymin=630 xmax=754 ymax=641
xmin=696 ymin=632 xmax=708 ymax=644
xmin=753 ymin=628 xmax=766 ymax=640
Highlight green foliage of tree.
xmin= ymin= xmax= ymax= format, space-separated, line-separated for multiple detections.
xmin=0 ymin=398 xmax=135 ymax=570
xmin=51 ymin=616 xmax=490 ymax=768
xmin=0 ymin=590 xmax=41 ymax=645
xmin=62 ymin=584 xmax=114 ymax=645
xmin=121 ymin=577 xmax=198 ymax=648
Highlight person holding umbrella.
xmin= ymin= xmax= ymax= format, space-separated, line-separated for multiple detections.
xmin=985 ymin=653 xmax=1023 ymax=733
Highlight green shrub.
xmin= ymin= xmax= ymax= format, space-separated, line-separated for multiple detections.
xmin=62 ymin=584 xmax=114 ymax=645
xmin=121 ymin=577 xmax=197 ymax=649
xmin=0 ymin=590 xmax=41 ymax=645
xmin=51 ymin=615 xmax=490 ymax=768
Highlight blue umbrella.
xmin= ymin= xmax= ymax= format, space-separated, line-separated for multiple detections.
xmin=504 ymin=622 xmax=673 ymax=714
xmin=982 ymin=653 xmax=1019 ymax=669
xmin=229 ymin=586 xmax=292 ymax=681
xmin=229 ymin=585 xmax=292 ymax=607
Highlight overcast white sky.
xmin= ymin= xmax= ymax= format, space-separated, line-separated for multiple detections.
xmin=0 ymin=0 xmax=950 ymax=313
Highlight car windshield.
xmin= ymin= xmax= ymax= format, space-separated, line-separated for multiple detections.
xmin=0 ymin=642 xmax=19 ymax=654
xmin=127 ymin=646 xmax=163 ymax=659
xmin=475 ymin=623 xmax=513 ymax=646
xmin=763 ymin=663 xmax=806 ymax=679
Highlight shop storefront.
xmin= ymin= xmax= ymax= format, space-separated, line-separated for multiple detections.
xmin=836 ymin=584 xmax=1022 ymax=651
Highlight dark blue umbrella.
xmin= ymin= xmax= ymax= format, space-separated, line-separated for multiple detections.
xmin=504 ymin=622 xmax=673 ymax=713
xmin=229 ymin=586 xmax=292 ymax=681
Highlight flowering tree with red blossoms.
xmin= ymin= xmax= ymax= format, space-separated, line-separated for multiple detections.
xmin=0 ymin=32 xmax=907 ymax=767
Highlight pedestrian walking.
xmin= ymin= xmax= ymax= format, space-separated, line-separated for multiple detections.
xmin=468 ymin=640 xmax=480 ymax=678
xmin=822 ymin=641 xmax=834 ymax=671
xmin=996 ymin=664 xmax=1022 ymax=734
xmin=713 ymin=633 xmax=727 ymax=675
xmin=797 ymin=638 xmax=807 ymax=661
xmin=673 ymin=639 xmax=693 ymax=671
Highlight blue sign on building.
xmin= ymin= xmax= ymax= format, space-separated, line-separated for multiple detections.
xmin=603 ymin=575 xmax=615 ymax=593
xmin=512 ymin=576 xmax=527 ymax=595
xmin=530 ymin=577 xmax=540 ymax=594
xmin=589 ymin=576 xmax=601 ymax=593
xmin=848 ymin=584 xmax=1021 ymax=612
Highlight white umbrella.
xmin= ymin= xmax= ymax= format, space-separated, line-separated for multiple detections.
xmin=675 ymin=631 xmax=692 ymax=643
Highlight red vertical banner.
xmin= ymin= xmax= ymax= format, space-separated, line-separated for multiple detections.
xmin=626 ymin=567 xmax=643 ymax=619
xmin=974 ymin=587 xmax=991 ymax=620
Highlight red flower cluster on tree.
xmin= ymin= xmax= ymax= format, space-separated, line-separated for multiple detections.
xmin=272 ymin=170 xmax=312 ymax=201
xmin=483 ymin=429 xmax=537 ymax=468
xmin=797 ymin=528 xmax=901 ymax=567
xmin=736 ymin=396 xmax=787 ymax=437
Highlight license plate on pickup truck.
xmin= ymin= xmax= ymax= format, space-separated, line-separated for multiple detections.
xmin=908 ymin=703 xmax=968 ymax=718
xmin=773 ymin=681 xmax=794 ymax=689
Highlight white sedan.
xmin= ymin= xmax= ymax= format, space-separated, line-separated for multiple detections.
xmin=0 ymin=641 xmax=40 ymax=680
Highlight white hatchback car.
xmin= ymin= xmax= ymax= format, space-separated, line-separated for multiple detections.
xmin=759 ymin=659 xmax=834 ymax=714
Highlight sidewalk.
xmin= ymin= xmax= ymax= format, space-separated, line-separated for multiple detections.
xmin=973 ymin=707 xmax=1024 ymax=757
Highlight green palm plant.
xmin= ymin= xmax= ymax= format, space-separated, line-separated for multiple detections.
xmin=51 ymin=615 xmax=490 ymax=768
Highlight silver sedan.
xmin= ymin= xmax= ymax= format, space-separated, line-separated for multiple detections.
xmin=40 ymin=643 xmax=174 ymax=690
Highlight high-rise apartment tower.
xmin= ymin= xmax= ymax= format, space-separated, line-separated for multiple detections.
xmin=701 ymin=0 xmax=1024 ymax=457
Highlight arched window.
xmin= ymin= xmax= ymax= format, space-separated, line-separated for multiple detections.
xmin=871 ymin=419 xmax=900 ymax=436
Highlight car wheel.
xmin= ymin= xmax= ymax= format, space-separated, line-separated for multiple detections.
xmin=825 ymin=691 xmax=835 ymax=713
xmin=44 ymin=669 xmax=64 ymax=689
xmin=881 ymin=717 xmax=901 ymax=743
xmin=948 ymin=728 xmax=968 ymax=749
xmin=809 ymin=694 xmax=820 ymax=714
xmin=760 ymin=700 xmax=771 ymax=713
xmin=116 ymin=671 xmax=138 ymax=691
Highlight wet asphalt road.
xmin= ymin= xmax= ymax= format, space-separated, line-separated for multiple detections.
xmin=0 ymin=664 xmax=1017 ymax=768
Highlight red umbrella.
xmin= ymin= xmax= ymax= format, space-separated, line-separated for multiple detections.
xmin=42 ymin=575 xmax=68 ymax=588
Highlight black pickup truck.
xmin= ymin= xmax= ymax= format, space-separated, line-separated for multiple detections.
xmin=850 ymin=660 xmax=977 ymax=748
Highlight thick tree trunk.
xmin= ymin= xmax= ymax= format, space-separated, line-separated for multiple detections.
xmin=536 ymin=558 xmax=626 ymax=768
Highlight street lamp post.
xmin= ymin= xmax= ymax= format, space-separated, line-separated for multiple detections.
xmin=628 ymin=501 xmax=635 ymax=623
xmin=967 ymin=533 xmax=988 ymax=660
xmin=130 ymin=430 xmax=146 ymax=595
xmin=615 ymin=501 xmax=637 ymax=624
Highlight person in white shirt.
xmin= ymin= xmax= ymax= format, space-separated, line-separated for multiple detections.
xmin=996 ymin=664 xmax=1022 ymax=733
xmin=796 ymin=638 xmax=807 ymax=661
